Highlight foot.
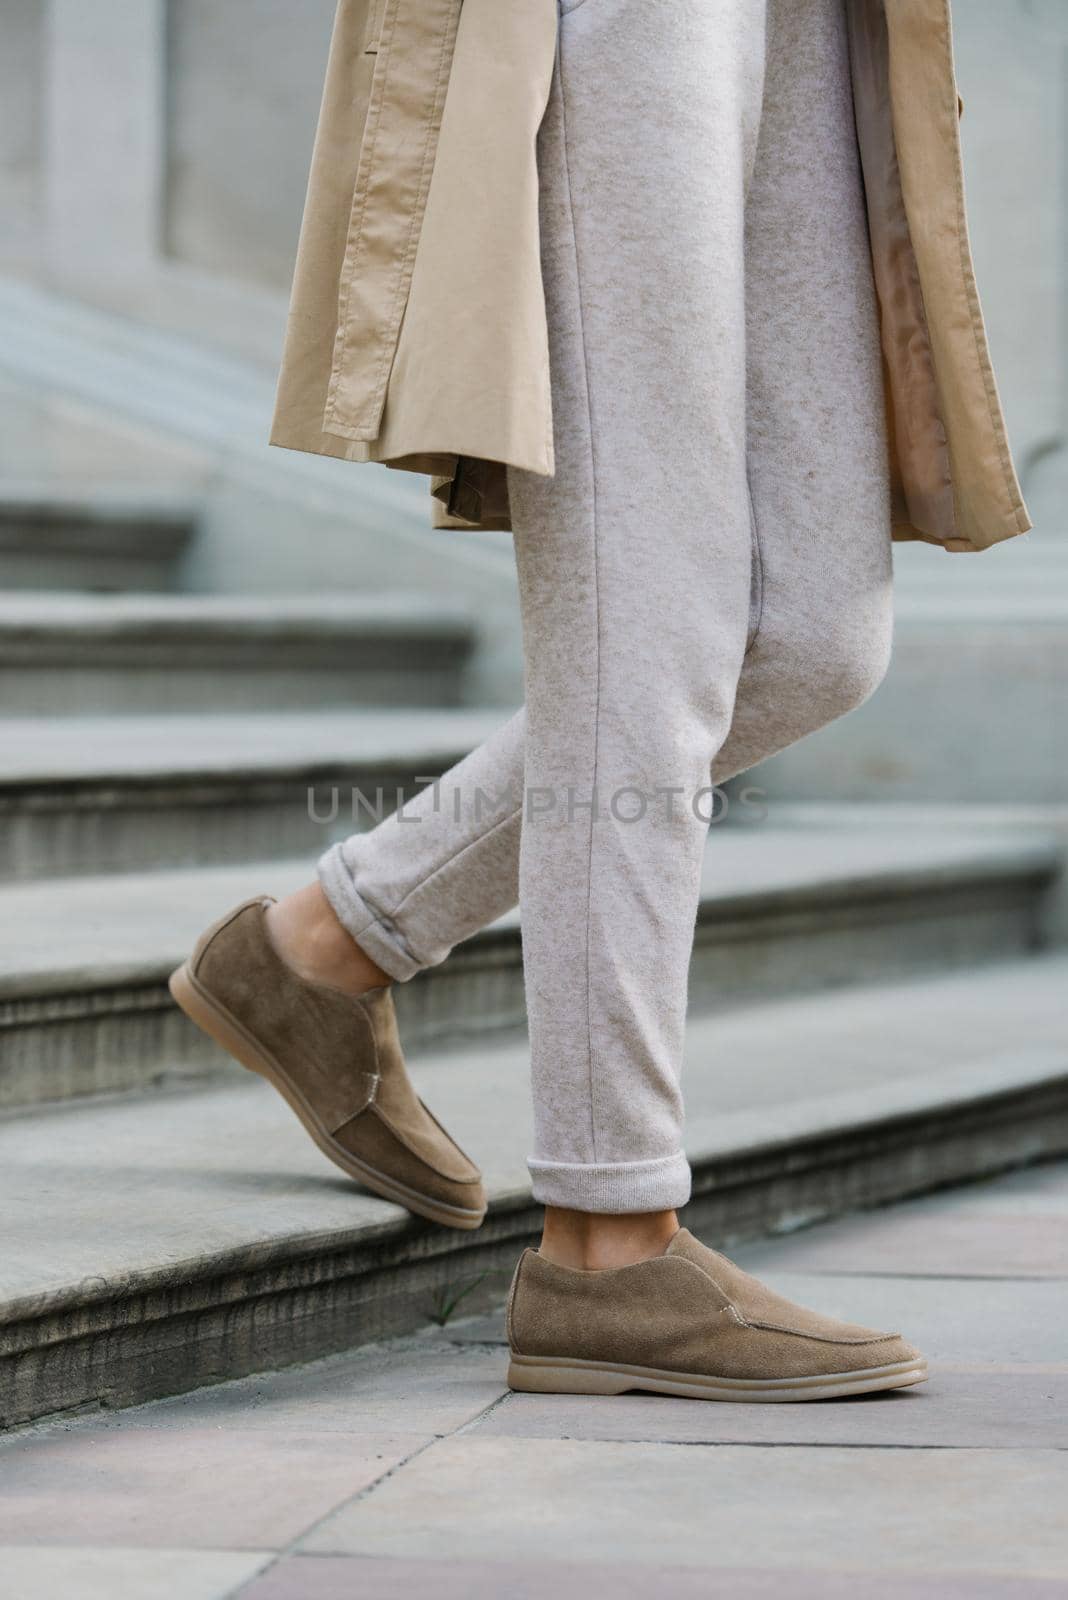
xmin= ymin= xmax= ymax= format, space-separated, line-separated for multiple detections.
xmin=539 ymin=1206 xmax=679 ymax=1269
xmin=265 ymin=881 xmax=391 ymax=996
xmin=507 ymin=1228 xmax=927 ymax=1402
xmin=169 ymin=897 xmax=487 ymax=1230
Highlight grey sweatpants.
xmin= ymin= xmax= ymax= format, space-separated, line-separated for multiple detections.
xmin=319 ymin=0 xmax=893 ymax=1212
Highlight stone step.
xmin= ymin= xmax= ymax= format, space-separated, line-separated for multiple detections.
xmin=891 ymin=527 xmax=1068 ymax=603
xmin=0 ymin=825 xmax=1058 ymax=1111
xmin=752 ymin=586 xmax=1068 ymax=805
xmin=0 ymin=593 xmax=475 ymax=714
xmin=2 ymin=951 xmax=1065 ymax=1425
xmin=0 ymin=484 xmax=196 ymax=592
xmin=0 ymin=709 xmax=504 ymax=880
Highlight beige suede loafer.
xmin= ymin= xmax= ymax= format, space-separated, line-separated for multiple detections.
xmin=507 ymin=1229 xmax=927 ymax=1402
xmin=169 ymin=896 xmax=487 ymax=1230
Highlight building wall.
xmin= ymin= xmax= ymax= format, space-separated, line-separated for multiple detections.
xmin=164 ymin=0 xmax=336 ymax=291
xmin=953 ymin=0 xmax=1067 ymax=476
xmin=2 ymin=0 xmax=1065 ymax=508
xmin=0 ymin=0 xmax=45 ymax=269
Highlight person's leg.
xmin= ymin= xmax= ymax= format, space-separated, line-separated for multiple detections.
xmin=717 ymin=0 xmax=894 ymax=782
xmin=270 ymin=710 xmax=526 ymax=992
xmin=278 ymin=0 xmax=892 ymax=1011
xmin=275 ymin=0 xmax=893 ymax=1088
xmin=527 ymin=0 xmax=892 ymax=1271
xmin=510 ymin=0 xmax=765 ymax=1229
xmin=273 ymin=0 xmax=766 ymax=1032
xmin=506 ymin=0 xmax=923 ymax=1400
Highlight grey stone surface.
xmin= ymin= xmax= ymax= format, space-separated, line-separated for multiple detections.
xmin=2 ymin=961 xmax=1067 ymax=1424
xmin=721 ymin=1276 xmax=1068 ymax=1366
xmin=0 ymin=823 xmax=1059 ymax=1106
xmin=0 ymin=281 xmax=524 ymax=707
xmin=164 ymin=0 xmax=337 ymax=291
xmin=122 ymin=1341 xmax=507 ymax=1436
xmin=0 ymin=2 xmax=43 ymax=272
xmin=0 ymin=592 xmax=474 ymax=714
xmin=1 ymin=1163 xmax=1064 ymax=1588
xmin=751 ymin=604 xmax=1068 ymax=804
xmin=0 ymin=365 xmax=214 ymax=505
xmin=0 ymin=483 xmax=195 ymax=591
xmin=0 ymin=1424 xmax=423 ymax=1548
xmin=300 ymin=1437 xmax=1068 ymax=1574
xmin=928 ymin=1159 xmax=1068 ymax=1214
xmin=3 ymin=960 xmax=1067 ymax=1309
xmin=0 ymin=706 xmax=505 ymax=880
xmin=3 ymin=1546 xmax=271 ymax=1600
xmin=766 ymin=798 xmax=1068 ymax=942
xmin=953 ymin=0 xmax=1066 ymax=470
xmin=734 ymin=1207 xmax=1068 ymax=1277
xmin=0 ymin=706 xmax=502 ymax=787
xmin=472 ymin=1370 xmax=1068 ymax=1449
xmin=240 ymin=1559 xmax=1068 ymax=1600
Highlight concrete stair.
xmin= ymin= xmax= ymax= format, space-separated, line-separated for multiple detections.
xmin=2 ymin=951 xmax=1066 ymax=1426
xmin=0 ymin=593 xmax=475 ymax=714
xmin=0 ymin=824 xmax=1058 ymax=1111
xmin=0 ymin=315 xmax=1063 ymax=1428
xmin=0 ymin=484 xmax=196 ymax=592
xmin=0 ymin=708 xmax=505 ymax=879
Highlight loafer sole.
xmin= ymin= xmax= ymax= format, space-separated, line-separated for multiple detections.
xmin=507 ymin=1352 xmax=928 ymax=1403
xmin=169 ymin=961 xmax=487 ymax=1231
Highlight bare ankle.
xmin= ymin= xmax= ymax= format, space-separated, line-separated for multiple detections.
xmin=538 ymin=1207 xmax=679 ymax=1271
xmin=266 ymin=883 xmax=392 ymax=997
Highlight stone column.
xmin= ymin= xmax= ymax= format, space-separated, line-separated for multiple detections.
xmin=952 ymin=0 xmax=1067 ymax=482
xmin=44 ymin=0 xmax=167 ymax=292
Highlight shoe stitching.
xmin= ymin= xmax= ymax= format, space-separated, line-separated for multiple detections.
xmin=353 ymin=992 xmax=383 ymax=1110
xmin=747 ymin=1317 xmax=900 ymax=1346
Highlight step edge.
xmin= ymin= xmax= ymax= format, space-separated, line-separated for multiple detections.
xmin=1 ymin=841 xmax=1061 ymax=1002
xmin=2 ymin=1047 xmax=1064 ymax=1334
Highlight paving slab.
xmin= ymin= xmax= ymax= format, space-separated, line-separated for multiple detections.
xmin=471 ymin=1369 xmax=1068 ymax=1449
xmin=0 ymin=1425 xmax=426 ymax=1549
xmin=299 ymin=1437 xmax=1068 ymax=1576
xmin=115 ymin=1341 xmax=507 ymax=1436
xmin=4 ymin=1546 xmax=270 ymax=1600
xmin=237 ymin=1555 xmax=1068 ymax=1600
xmin=733 ymin=1208 xmax=1068 ymax=1278
xmin=2 ymin=1162 xmax=1064 ymax=1590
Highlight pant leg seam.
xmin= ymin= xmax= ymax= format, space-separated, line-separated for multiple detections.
xmin=743 ymin=467 xmax=767 ymax=660
xmin=557 ymin=30 xmax=602 ymax=1167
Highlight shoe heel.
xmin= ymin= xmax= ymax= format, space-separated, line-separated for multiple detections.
xmin=168 ymin=963 xmax=266 ymax=1080
xmin=507 ymin=1357 xmax=629 ymax=1396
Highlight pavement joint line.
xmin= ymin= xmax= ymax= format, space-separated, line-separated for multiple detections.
xmin=513 ymin=1437 xmax=1068 ymax=1453
xmin=257 ymin=1429 xmax=447 ymax=1572
xmin=743 ymin=1271 xmax=1068 ymax=1282
xmin=451 ymin=1386 xmax=517 ymax=1438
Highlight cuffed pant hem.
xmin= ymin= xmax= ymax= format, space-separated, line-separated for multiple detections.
xmin=317 ymin=843 xmax=423 ymax=983
xmin=528 ymin=1150 xmax=692 ymax=1213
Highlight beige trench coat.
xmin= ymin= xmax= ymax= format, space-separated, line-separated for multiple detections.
xmin=270 ymin=0 xmax=1031 ymax=553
